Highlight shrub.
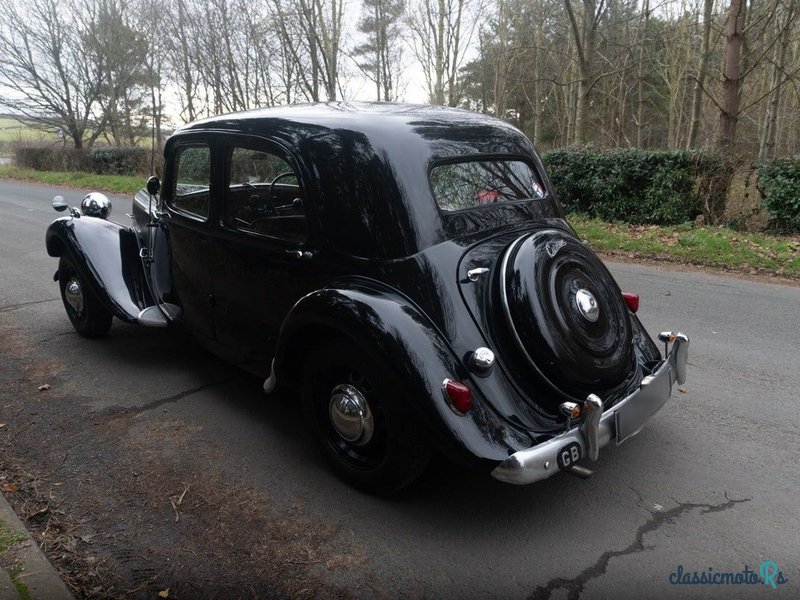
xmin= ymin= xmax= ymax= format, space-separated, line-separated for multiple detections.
xmin=542 ymin=148 xmax=723 ymax=225
xmin=757 ymin=159 xmax=800 ymax=232
xmin=88 ymin=147 xmax=148 ymax=175
xmin=14 ymin=145 xmax=89 ymax=172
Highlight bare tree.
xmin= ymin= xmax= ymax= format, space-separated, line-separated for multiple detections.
xmin=406 ymin=0 xmax=481 ymax=106
xmin=758 ymin=0 xmax=797 ymax=159
xmin=687 ymin=0 xmax=715 ymax=148
xmin=562 ymin=0 xmax=607 ymax=144
xmin=352 ymin=0 xmax=406 ymax=101
xmin=270 ymin=0 xmax=344 ymax=101
xmin=87 ymin=0 xmax=150 ymax=146
xmin=0 ymin=0 xmax=105 ymax=148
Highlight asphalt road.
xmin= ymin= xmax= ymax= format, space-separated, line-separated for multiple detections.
xmin=0 ymin=180 xmax=798 ymax=599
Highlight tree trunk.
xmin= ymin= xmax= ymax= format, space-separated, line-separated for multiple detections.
xmin=564 ymin=0 xmax=599 ymax=145
xmin=718 ymin=0 xmax=746 ymax=152
xmin=759 ymin=1 xmax=795 ymax=160
xmin=688 ymin=0 xmax=713 ymax=149
xmin=636 ymin=0 xmax=650 ymax=147
xmin=708 ymin=0 xmax=747 ymax=225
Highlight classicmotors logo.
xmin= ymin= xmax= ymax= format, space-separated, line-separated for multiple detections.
xmin=669 ymin=561 xmax=789 ymax=589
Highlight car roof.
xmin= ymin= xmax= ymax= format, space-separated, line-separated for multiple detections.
xmin=177 ymin=101 xmax=522 ymax=141
xmin=173 ymin=102 xmax=547 ymax=259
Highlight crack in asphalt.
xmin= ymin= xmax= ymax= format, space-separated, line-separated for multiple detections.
xmin=99 ymin=376 xmax=238 ymax=418
xmin=0 ymin=297 xmax=60 ymax=313
xmin=528 ymin=494 xmax=751 ymax=600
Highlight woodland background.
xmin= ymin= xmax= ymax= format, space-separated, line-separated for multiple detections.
xmin=1 ymin=0 xmax=799 ymax=227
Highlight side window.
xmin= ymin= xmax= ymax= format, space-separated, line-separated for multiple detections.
xmin=172 ymin=145 xmax=211 ymax=219
xmin=225 ymin=146 xmax=307 ymax=243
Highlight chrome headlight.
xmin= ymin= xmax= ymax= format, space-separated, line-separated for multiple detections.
xmin=80 ymin=192 xmax=112 ymax=219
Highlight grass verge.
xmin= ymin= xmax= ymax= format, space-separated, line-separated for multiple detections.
xmin=0 ymin=165 xmax=142 ymax=195
xmin=0 ymin=520 xmax=26 ymax=552
xmin=570 ymin=214 xmax=800 ymax=279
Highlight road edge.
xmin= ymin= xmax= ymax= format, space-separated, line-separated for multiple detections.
xmin=0 ymin=492 xmax=74 ymax=600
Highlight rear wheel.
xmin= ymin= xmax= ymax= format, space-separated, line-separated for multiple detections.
xmin=58 ymin=255 xmax=112 ymax=337
xmin=301 ymin=341 xmax=431 ymax=494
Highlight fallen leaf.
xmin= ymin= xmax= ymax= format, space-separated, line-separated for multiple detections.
xmin=678 ymin=387 xmax=688 ymax=393
xmin=38 ymin=384 xmax=51 ymax=391
xmin=1 ymin=483 xmax=19 ymax=493
xmin=158 ymin=589 xmax=170 ymax=598
xmin=0 ymin=423 xmax=6 ymax=428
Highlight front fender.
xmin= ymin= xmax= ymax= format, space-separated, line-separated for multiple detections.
xmin=46 ymin=216 xmax=149 ymax=323
xmin=275 ymin=280 xmax=534 ymax=468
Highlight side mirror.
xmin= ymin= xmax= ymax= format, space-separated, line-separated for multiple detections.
xmin=146 ymin=176 xmax=161 ymax=196
xmin=52 ymin=195 xmax=68 ymax=212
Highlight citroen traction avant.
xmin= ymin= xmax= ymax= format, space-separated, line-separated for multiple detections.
xmin=45 ymin=103 xmax=688 ymax=492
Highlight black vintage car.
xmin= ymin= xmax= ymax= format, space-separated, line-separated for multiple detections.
xmin=45 ymin=103 xmax=688 ymax=492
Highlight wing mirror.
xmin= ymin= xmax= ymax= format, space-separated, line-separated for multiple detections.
xmin=146 ymin=176 xmax=161 ymax=196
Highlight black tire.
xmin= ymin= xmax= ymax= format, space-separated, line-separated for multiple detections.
xmin=301 ymin=341 xmax=431 ymax=494
xmin=58 ymin=255 xmax=113 ymax=338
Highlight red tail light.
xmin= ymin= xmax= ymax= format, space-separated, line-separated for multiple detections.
xmin=443 ymin=379 xmax=472 ymax=414
xmin=622 ymin=292 xmax=640 ymax=313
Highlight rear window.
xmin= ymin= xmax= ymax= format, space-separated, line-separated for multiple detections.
xmin=430 ymin=159 xmax=546 ymax=212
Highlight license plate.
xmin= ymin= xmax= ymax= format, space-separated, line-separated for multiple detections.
xmin=556 ymin=442 xmax=582 ymax=469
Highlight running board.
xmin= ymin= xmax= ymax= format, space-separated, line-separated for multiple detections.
xmin=138 ymin=303 xmax=181 ymax=327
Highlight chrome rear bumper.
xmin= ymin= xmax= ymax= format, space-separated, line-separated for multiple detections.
xmin=491 ymin=333 xmax=689 ymax=485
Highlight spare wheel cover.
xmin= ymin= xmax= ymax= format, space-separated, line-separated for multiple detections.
xmin=500 ymin=229 xmax=634 ymax=397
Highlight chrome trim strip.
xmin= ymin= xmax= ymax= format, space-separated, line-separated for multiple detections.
xmin=491 ymin=334 xmax=689 ymax=485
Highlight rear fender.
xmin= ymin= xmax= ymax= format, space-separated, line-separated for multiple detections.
xmin=275 ymin=280 xmax=534 ymax=467
xmin=46 ymin=216 xmax=150 ymax=323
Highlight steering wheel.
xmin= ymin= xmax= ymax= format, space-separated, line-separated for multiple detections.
xmin=268 ymin=172 xmax=296 ymax=211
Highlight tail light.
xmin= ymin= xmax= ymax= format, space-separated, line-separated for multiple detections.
xmin=442 ymin=379 xmax=472 ymax=414
xmin=622 ymin=292 xmax=639 ymax=313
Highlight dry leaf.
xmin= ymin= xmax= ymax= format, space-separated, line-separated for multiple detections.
xmin=0 ymin=423 xmax=6 ymax=429
xmin=38 ymin=384 xmax=51 ymax=391
xmin=678 ymin=387 xmax=688 ymax=393
xmin=158 ymin=589 xmax=170 ymax=598
xmin=1 ymin=483 xmax=19 ymax=493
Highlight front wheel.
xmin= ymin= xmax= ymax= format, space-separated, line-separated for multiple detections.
xmin=301 ymin=341 xmax=431 ymax=494
xmin=58 ymin=255 xmax=112 ymax=337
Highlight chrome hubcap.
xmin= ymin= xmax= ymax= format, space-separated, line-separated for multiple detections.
xmin=328 ymin=384 xmax=374 ymax=446
xmin=575 ymin=288 xmax=599 ymax=322
xmin=65 ymin=277 xmax=84 ymax=315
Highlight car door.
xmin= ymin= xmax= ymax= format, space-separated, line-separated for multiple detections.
xmin=211 ymin=136 xmax=326 ymax=374
xmin=158 ymin=136 xmax=217 ymax=340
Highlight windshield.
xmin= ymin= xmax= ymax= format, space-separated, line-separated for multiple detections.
xmin=430 ymin=159 xmax=546 ymax=212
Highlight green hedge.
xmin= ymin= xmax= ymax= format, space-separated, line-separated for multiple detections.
xmin=757 ymin=159 xmax=800 ymax=232
xmin=542 ymin=148 xmax=724 ymax=225
xmin=14 ymin=146 xmax=89 ymax=172
xmin=88 ymin=147 xmax=148 ymax=175
xmin=15 ymin=145 xmax=149 ymax=175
